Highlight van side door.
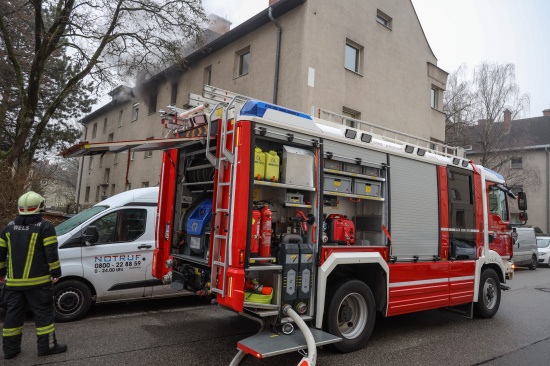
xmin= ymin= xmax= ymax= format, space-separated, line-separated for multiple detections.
xmin=81 ymin=208 xmax=152 ymax=302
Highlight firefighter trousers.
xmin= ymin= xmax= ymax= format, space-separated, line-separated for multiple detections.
xmin=2 ymin=286 xmax=59 ymax=356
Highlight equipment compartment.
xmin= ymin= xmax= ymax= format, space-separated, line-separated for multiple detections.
xmin=353 ymin=179 xmax=382 ymax=197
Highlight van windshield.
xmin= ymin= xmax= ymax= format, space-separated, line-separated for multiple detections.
xmin=537 ymin=238 xmax=550 ymax=249
xmin=55 ymin=206 xmax=108 ymax=236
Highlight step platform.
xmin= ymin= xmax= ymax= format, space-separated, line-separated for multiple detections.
xmin=237 ymin=327 xmax=341 ymax=359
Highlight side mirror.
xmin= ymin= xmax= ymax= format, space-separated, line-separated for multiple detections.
xmin=518 ymin=192 xmax=527 ymax=211
xmin=82 ymin=226 xmax=99 ymax=246
xmin=518 ymin=211 xmax=528 ymax=222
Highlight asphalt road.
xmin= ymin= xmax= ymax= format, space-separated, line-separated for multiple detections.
xmin=2 ymin=266 xmax=550 ymax=366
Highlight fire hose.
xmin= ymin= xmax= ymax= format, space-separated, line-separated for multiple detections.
xmin=283 ymin=304 xmax=317 ymax=366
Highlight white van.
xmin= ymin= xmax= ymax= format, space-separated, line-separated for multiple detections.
xmin=54 ymin=188 xmax=189 ymax=322
xmin=513 ymin=227 xmax=539 ymax=270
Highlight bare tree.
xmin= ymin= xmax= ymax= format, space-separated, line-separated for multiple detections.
xmin=0 ymin=0 xmax=206 ymax=171
xmin=444 ymin=62 xmax=536 ymax=188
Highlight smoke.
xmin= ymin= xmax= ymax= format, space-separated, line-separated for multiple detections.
xmin=202 ymin=0 xmax=268 ymax=29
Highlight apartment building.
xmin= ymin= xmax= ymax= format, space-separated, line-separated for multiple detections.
xmin=77 ymin=0 xmax=448 ymax=205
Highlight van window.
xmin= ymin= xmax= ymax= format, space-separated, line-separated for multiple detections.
xmin=91 ymin=209 xmax=147 ymax=244
xmin=56 ymin=206 xmax=108 ymax=236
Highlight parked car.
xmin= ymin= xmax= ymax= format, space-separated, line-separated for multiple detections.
xmin=537 ymin=236 xmax=550 ymax=266
xmin=512 ymin=227 xmax=538 ymax=270
xmin=54 ymin=187 xmax=191 ymax=322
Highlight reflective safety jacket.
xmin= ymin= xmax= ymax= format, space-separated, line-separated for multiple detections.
xmin=0 ymin=215 xmax=61 ymax=289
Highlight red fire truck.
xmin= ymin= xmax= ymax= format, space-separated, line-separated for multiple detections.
xmin=65 ymin=86 xmax=526 ymax=365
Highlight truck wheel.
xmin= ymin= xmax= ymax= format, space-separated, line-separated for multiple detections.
xmin=54 ymin=280 xmax=93 ymax=322
xmin=528 ymin=255 xmax=538 ymax=270
xmin=326 ymin=279 xmax=376 ymax=352
xmin=474 ymin=269 xmax=501 ymax=318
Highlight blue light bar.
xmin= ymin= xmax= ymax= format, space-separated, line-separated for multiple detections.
xmin=483 ymin=167 xmax=505 ymax=181
xmin=240 ymin=100 xmax=312 ymax=120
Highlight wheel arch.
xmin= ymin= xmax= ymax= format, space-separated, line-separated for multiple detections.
xmin=57 ymin=276 xmax=97 ymax=300
xmin=315 ymin=252 xmax=388 ymax=329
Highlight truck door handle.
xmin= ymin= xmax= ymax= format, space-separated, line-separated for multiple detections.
xmin=138 ymin=244 xmax=152 ymax=249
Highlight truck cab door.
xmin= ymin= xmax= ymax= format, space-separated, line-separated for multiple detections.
xmin=487 ymin=184 xmax=512 ymax=260
xmin=81 ymin=208 xmax=151 ymax=302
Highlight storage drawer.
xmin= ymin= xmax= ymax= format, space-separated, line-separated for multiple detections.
xmin=353 ymin=179 xmax=382 ymax=197
xmin=343 ymin=163 xmax=362 ymax=174
xmin=364 ymin=166 xmax=380 ymax=177
xmin=324 ymin=175 xmax=352 ymax=193
xmin=324 ymin=159 xmax=342 ymax=170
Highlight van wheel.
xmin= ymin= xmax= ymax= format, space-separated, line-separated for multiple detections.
xmin=474 ymin=269 xmax=501 ymax=318
xmin=325 ymin=279 xmax=376 ymax=353
xmin=54 ymin=280 xmax=93 ymax=322
xmin=528 ymin=255 xmax=538 ymax=270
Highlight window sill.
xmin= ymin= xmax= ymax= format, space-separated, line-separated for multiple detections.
xmin=148 ymin=112 xmax=156 ymax=116
xmin=376 ymin=22 xmax=392 ymax=31
xmin=233 ymin=72 xmax=249 ymax=80
xmin=344 ymin=68 xmax=363 ymax=77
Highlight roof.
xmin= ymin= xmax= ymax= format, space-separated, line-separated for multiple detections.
xmin=141 ymin=0 xmax=306 ymax=88
xmin=465 ymin=116 xmax=550 ymax=154
xmin=81 ymin=86 xmax=135 ymax=124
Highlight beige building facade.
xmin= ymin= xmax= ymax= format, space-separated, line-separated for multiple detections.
xmin=77 ymin=0 xmax=448 ymax=205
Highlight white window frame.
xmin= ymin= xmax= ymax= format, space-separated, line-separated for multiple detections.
xmin=431 ymin=88 xmax=438 ymax=109
xmin=132 ymin=103 xmax=139 ymax=122
xmin=376 ymin=10 xmax=392 ymax=29
xmin=118 ymin=110 xmax=123 ymax=127
xmin=342 ymin=107 xmax=361 ymax=128
xmin=92 ymin=123 xmax=97 ymax=138
xmin=103 ymin=118 xmax=107 ymax=134
xmin=88 ymin=156 xmax=94 ymax=170
xmin=235 ymin=46 xmax=250 ymax=78
xmin=345 ymin=40 xmax=363 ymax=74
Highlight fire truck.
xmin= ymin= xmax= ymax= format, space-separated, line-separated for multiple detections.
xmin=64 ymin=86 xmax=526 ymax=365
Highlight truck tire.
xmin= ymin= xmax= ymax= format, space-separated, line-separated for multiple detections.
xmin=326 ymin=279 xmax=376 ymax=352
xmin=474 ymin=269 xmax=501 ymax=318
xmin=54 ymin=280 xmax=93 ymax=322
xmin=528 ymin=255 xmax=538 ymax=270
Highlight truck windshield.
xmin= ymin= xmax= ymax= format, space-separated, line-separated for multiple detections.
xmin=55 ymin=206 xmax=108 ymax=236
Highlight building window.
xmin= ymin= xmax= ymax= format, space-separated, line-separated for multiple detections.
xmin=132 ymin=103 xmax=139 ymax=121
xmin=99 ymin=155 xmax=103 ymax=167
xmin=510 ymin=185 xmax=523 ymax=196
xmin=144 ymin=137 xmax=154 ymax=159
xmin=376 ymin=10 xmax=392 ymax=29
xmin=110 ymin=184 xmax=116 ymax=197
xmin=345 ymin=40 xmax=363 ymax=74
xmin=342 ymin=107 xmax=360 ymax=128
xmin=104 ymin=168 xmax=110 ymax=184
xmin=103 ymin=118 xmax=107 ymax=134
xmin=141 ymin=181 xmax=149 ymax=188
xmin=171 ymin=83 xmax=178 ymax=106
xmin=431 ymin=88 xmax=438 ymax=109
xmin=125 ymin=183 xmax=132 ymax=191
xmin=92 ymin=123 xmax=97 ymax=138
xmin=88 ymin=156 xmax=94 ymax=170
xmin=130 ymin=150 xmax=135 ymax=161
xmin=149 ymin=93 xmax=157 ymax=114
xmin=118 ymin=110 xmax=123 ymax=127
xmin=464 ymin=145 xmax=473 ymax=151
xmin=114 ymin=153 xmax=119 ymax=165
xmin=204 ymin=66 xmax=212 ymax=85
xmin=84 ymin=126 xmax=88 ymax=140
xmin=235 ymin=46 xmax=250 ymax=77
xmin=108 ymin=133 xmax=114 ymax=142
xmin=85 ymin=187 xmax=90 ymax=202
xmin=511 ymin=157 xmax=523 ymax=169
xmin=95 ymin=186 xmax=101 ymax=202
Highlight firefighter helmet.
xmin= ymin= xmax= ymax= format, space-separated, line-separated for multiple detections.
xmin=17 ymin=191 xmax=45 ymax=215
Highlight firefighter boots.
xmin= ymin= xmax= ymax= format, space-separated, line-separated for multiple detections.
xmin=37 ymin=333 xmax=67 ymax=356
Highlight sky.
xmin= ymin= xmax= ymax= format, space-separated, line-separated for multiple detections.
xmin=202 ymin=0 xmax=550 ymax=118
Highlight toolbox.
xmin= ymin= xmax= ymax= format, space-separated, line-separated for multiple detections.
xmin=353 ymin=179 xmax=381 ymax=197
xmin=324 ymin=174 xmax=352 ymax=193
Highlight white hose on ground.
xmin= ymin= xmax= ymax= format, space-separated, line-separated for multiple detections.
xmin=283 ymin=304 xmax=317 ymax=366
xmin=229 ymin=350 xmax=246 ymax=366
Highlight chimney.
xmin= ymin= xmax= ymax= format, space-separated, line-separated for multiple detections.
xmin=503 ymin=109 xmax=512 ymax=134
xmin=543 ymin=109 xmax=550 ymax=117
xmin=269 ymin=0 xmax=279 ymax=6
xmin=207 ymin=14 xmax=231 ymax=35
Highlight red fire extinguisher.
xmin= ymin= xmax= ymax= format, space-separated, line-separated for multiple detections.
xmin=259 ymin=204 xmax=272 ymax=257
xmin=251 ymin=209 xmax=261 ymax=257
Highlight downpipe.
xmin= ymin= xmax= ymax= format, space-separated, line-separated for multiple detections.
xmin=282 ymin=304 xmax=317 ymax=366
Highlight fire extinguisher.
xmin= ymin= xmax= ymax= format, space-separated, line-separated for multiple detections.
xmin=251 ymin=209 xmax=261 ymax=257
xmin=259 ymin=204 xmax=272 ymax=257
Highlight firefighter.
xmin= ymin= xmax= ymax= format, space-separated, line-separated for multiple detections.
xmin=0 ymin=191 xmax=67 ymax=359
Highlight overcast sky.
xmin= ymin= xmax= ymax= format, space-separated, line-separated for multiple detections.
xmin=203 ymin=0 xmax=550 ymax=118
